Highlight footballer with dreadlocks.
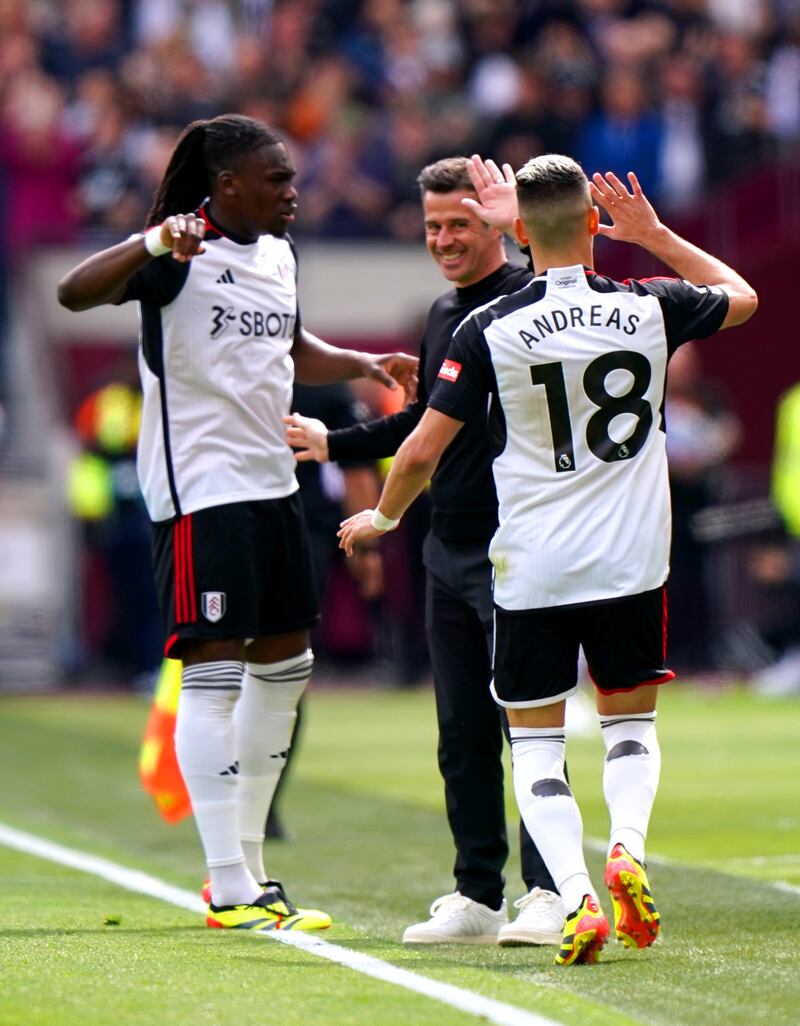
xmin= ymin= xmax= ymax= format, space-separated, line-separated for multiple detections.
xmin=59 ymin=114 xmax=417 ymax=932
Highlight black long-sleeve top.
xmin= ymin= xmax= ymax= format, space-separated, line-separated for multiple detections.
xmin=327 ymin=262 xmax=533 ymax=543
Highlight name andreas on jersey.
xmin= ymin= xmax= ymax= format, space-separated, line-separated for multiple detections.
xmin=428 ymin=265 xmax=729 ymax=612
xmin=211 ymin=306 xmax=297 ymax=340
xmin=519 ymin=304 xmax=640 ymax=349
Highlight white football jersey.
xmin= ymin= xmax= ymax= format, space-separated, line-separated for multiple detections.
xmin=121 ymin=211 xmax=301 ymax=523
xmin=429 ymin=265 xmax=729 ymax=610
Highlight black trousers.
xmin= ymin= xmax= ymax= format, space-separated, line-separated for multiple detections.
xmin=423 ymin=533 xmax=557 ymax=910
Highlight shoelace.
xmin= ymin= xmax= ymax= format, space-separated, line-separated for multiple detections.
xmin=260 ymin=882 xmax=298 ymax=916
xmin=428 ymin=893 xmax=475 ymax=919
xmin=513 ymin=887 xmax=559 ymax=913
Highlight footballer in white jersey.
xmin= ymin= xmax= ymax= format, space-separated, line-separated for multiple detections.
xmin=121 ymin=207 xmax=301 ymax=524
xmin=429 ymin=264 xmax=729 ymax=613
xmin=58 ymin=115 xmax=417 ymax=930
xmin=338 ymin=154 xmax=756 ymax=964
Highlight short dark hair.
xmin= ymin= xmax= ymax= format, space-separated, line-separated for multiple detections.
xmin=515 ymin=154 xmax=591 ymax=248
xmin=146 ymin=114 xmax=282 ymax=227
xmin=417 ymin=156 xmax=475 ymax=195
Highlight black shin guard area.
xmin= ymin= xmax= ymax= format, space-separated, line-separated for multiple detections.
xmin=531 ymin=777 xmax=572 ymax=798
xmin=606 ymin=740 xmax=649 ymax=761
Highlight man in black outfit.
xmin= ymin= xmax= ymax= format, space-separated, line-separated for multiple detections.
xmin=284 ymin=156 xmax=564 ymax=944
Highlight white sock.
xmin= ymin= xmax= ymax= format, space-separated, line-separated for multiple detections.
xmin=510 ymin=727 xmax=595 ymax=914
xmin=175 ymin=660 xmax=261 ymax=907
xmin=234 ymin=650 xmax=313 ymax=881
xmin=600 ymin=712 xmax=661 ymax=863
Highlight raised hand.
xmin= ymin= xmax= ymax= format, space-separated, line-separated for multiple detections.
xmin=161 ymin=213 xmax=207 ymax=263
xmin=283 ymin=412 xmax=330 ymax=463
xmin=588 ymin=172 xmax=662 ymax=247
xmin=462 ymin=154 xmax=518 ymax=234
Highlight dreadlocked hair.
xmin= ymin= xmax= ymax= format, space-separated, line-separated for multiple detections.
xmin=145 ymin=114 xmax=282 ymax=228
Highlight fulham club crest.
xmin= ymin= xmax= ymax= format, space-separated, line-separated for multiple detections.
xmin=202 ymin=591 xmax=226 ymax=623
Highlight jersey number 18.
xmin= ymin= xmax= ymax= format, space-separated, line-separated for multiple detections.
xmin=530 ymin=351 xmax=654 ymax=473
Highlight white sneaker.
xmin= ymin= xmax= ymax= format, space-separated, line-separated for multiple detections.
xmin=402 ymin=892 xmax=508 ymax=944
xmin=497 ymin=888 xmax=565 ymax=946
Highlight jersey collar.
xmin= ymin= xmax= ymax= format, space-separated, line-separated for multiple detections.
xmin=198 ymin=204 xmax=258 ymax=246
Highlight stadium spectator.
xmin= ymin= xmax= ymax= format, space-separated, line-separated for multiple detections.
xmin=337 ymin=155 xmax=757 ymax=964
xmin=285 ymin=155 xmax=565 ymax=947
xmin=57 ymin=113 xmax=417 ymax=933
xmin=0 ymin=60 xmax=81 ymax=398
xmin=484 ymin=67 xmax=552 ymax=169
xmin=0 ymin=68 xmax=81 ymax=253
xmin=295 ymin=107 xmax=395 ymax=238
xmin=40 ymin=0 xmax=128 ymax=85
xmin=705 ymin=31 xmax=771 ymax=184
xmin=657 ymin=54 xmax=707 ymax=211
xmin=76 ymin=102 xmax=143 ymax=234
xmin=578 ymin=68 xmax=663 ymax=198
xmin=765 ymin=14 xmax=800 ymax=145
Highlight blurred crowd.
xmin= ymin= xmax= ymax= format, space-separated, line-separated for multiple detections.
xmin=1 ymin=0 xmax=800 ymax=252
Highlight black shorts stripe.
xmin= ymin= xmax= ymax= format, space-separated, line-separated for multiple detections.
xmin=173 ymin=516 xmax=197 ymax=625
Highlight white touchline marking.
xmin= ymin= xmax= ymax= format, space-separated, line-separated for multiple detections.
xmin=585 ymin=837 xmax=800 ymax=897
xmin=715 ymin=854 xmax=800 ymax=866
xmin=774 ymin=882 xmax=800 ymax=896
xmin=0 ymin=822 xmax=563 ymax=1026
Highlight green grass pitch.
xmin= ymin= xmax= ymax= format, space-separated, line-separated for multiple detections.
xmin=0 ymin=683 xmax=798 ymax=1026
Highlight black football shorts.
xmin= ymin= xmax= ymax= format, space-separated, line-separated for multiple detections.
xmin=151 ymin=493 xmax=319 ymax=657
xmin=491 ymin=585 xmax=675 ymax=707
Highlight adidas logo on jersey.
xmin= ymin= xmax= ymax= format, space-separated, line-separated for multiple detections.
xmin=216 ymin=269 xmax=236 ymax=284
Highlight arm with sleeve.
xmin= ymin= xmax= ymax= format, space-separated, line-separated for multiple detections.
xmin=635 ymin=278 xmax=730 ymax=353
xmin=326 ymin=337 xmax=429 ymax=462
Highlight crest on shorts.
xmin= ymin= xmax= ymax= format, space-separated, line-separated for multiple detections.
xmin=201 ymin=591 xmax=226 ymax=623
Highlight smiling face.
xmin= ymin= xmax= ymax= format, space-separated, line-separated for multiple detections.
xmin=214 ymin=142 xmax=298 ymax=240
xmin=422 ymin=189 xmax=505 ymax=287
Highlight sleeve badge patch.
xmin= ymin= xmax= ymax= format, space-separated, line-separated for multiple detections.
xmin=438 ymin=359 xmax=462 ymax=382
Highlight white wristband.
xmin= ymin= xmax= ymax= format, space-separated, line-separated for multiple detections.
xmin=144 ymin=225 xmax=171 ymax=257
xmin=370 ymin=508 xmax=400 ymax=533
